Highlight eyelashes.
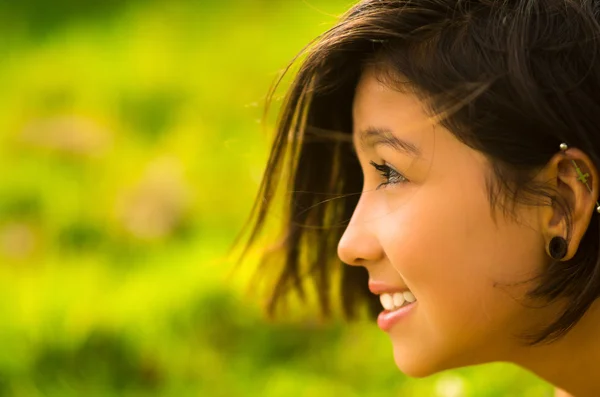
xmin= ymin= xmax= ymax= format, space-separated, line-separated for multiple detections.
xmin=369 ymin=160 xmax=408 ymax=190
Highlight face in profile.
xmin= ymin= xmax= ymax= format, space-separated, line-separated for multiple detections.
xmin=337 ymin=67 xmax=557 ymax=377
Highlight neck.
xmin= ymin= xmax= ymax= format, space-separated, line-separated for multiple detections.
xmin=512 ymin=300 xmax=600 ymax=397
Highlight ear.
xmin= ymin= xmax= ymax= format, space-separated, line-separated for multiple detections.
xmin=537 ymin=147 xmax=599 ymax=261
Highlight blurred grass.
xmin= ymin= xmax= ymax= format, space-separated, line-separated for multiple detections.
xmin=0 ymin=0 xmax=554 ymax=396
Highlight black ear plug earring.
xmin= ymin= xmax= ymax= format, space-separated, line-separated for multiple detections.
xmin=549 ymin=236 xmax=568 ymax=260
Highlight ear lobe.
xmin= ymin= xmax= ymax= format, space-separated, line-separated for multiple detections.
xmin=539 ymin=147 xmax=599 ymax=261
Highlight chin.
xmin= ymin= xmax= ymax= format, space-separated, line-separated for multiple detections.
xmin=391 ymin=343 xmax=448 ymax=378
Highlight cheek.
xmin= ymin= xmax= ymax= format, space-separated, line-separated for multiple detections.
xmin=383 ymin=178 xmax=543 ymax=302
xmin=380 ymin=187 xmax=545 ymax=369
xmin=382 ymin=186 xmax=495 ymax=298
xmin=384 ymin=202 xmax=497 ymax=326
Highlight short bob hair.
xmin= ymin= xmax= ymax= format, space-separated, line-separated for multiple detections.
xmin=242 ymin=0 xmax=600 ymax=346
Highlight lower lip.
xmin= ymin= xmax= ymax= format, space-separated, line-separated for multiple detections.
xmin=377 ymin=302 xmax=417 ymax=332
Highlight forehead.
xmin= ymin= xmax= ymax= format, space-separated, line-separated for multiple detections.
xmin=352 ymin=68 xmax=434 ymax=156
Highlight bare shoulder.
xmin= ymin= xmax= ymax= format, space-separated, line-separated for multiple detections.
xmin=554 ymin=388 xmax=575 ymax=397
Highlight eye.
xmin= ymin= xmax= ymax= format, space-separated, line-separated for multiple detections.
xmin=369 ymin=161 xmax=408 ymax=189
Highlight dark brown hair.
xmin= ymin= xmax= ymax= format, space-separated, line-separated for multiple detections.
xmin=240 ymin=0 xmax=600 ymax=345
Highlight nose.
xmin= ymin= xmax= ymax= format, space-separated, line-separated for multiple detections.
xmin=337 ymin=196 xmax=383 ymax=267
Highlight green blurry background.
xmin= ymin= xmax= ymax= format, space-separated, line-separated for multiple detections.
xmin=0 ymin=1 xmax=555 ymax=396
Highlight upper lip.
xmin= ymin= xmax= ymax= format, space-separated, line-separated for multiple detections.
xmin=368 ymin=280 xmax=410 ymax=295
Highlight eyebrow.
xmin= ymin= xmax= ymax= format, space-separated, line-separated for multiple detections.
xmin=357 ymin=126 xmax=421 ymax=157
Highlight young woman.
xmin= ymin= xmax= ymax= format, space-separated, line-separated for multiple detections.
xmin=243 ymin=1 xmax=600 ymax=396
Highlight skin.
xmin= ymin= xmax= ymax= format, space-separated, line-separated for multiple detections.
xmin=337 ymin=67 xmax=600 ymax=396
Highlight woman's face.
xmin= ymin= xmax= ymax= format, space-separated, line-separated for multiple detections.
xmin=337 ymin=68 xmax=553 ymax=376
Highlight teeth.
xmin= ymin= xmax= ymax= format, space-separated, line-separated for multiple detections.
xmin=403 ymin=291 xmax=416 ymax=303
xmin=393 ymin=292 xmax=405 ymax=307
xmin=380 ymin=291 xmax=416 ymax=311
xmin=380 ymin=293 xmax=395 ymax=311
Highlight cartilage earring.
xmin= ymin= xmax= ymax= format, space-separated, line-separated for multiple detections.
xmin=549 ymin=236 xmax=568 ymax=260
xmin=559 ymin=143 xmax=600 ymax=214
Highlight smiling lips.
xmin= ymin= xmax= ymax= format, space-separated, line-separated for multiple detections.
xmin=368 ymin=280 xmax=418 ymax=311
xmin=376 ymin=295 xmax=417 ymax=332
